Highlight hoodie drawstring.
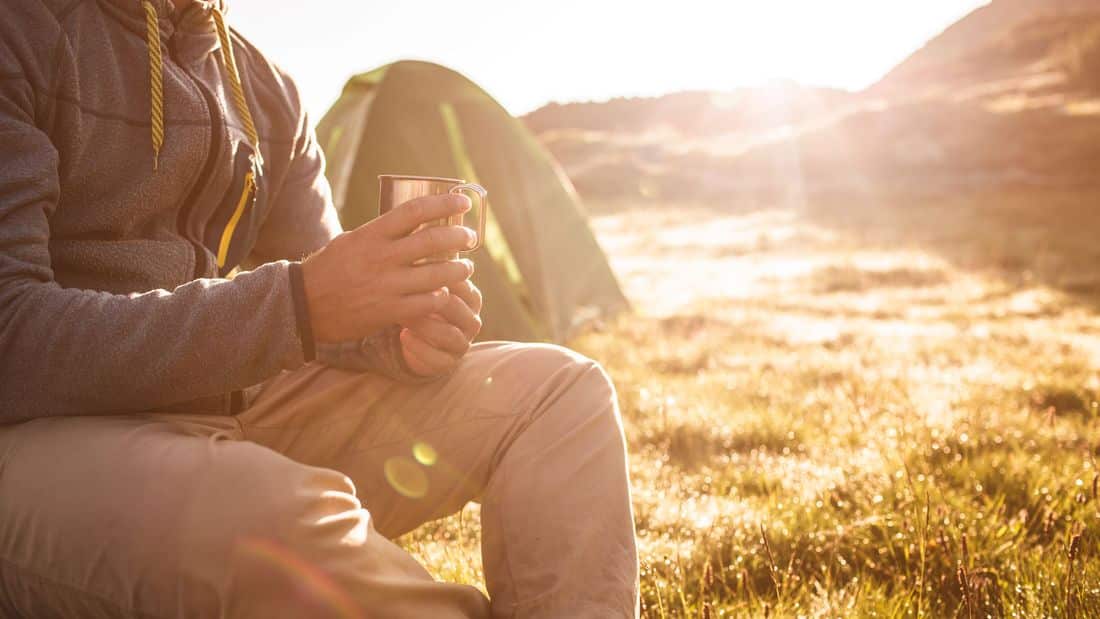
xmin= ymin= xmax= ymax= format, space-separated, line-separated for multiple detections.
xmin=142 ymin=1 xmax=263 ymax=171
xmin=143 ymin=0 xmax=164 ymax=170
xmin=210 ymin=6 xmax=262 ymax=165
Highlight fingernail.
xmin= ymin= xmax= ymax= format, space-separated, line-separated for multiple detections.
xmin=452 ymin=194 xmax=472 ymax=210
xmin=466 ymin=229 xmax=478 ymax=249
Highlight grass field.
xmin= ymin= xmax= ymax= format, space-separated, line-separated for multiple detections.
xmin=402 ymin=192 xmax=1100 ymax=617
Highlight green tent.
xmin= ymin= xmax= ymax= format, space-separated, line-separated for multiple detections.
xmin=316 ymin=60 xmax=629 ymax=343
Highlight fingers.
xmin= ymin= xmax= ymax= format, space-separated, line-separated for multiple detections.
xmin=388 ymin=289 xmax=451 ymax=323
xmin=390 ymin=224 xmax=477 ymax=265
xmin=394 ymin=259 xmax=474 ymax=294
xmin=377 ymin=193 xmax=471 ymax=239
xmin=449 ymin=279 xmax=484 ymax=314
xmin=437 ymin=281 xmax=483 ymax=340
xmin=404 ymin=316 xmax=470 ymax=357
xmin=400 ymin=328 xmax=458 ymax=375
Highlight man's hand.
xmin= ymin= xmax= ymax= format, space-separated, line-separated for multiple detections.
xmin=301 ymin=194 xmax=478 ymax=344
xmin=400 ymin=278 xmax=483 ymax=377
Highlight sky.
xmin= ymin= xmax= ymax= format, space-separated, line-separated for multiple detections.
xmin=230 ymin=1 xmax=989 ymax=120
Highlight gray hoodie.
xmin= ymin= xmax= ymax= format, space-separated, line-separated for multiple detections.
xmin=0 ymin=0 xmax=408 ymax=421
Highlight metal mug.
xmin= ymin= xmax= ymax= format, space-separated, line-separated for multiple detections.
xmin=378 ymin=174 xmax=488 ymax=263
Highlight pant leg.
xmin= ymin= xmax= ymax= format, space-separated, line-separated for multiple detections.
xmin=0 ymin=414 xmax=488 ymax=618
xmin=241 ymin=342 xmax=640 ymax=618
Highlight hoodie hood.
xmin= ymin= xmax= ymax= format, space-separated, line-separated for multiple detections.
xmin=98 ymin=0 xmax=226 ymax=41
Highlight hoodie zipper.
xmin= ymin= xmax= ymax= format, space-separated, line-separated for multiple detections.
xmin=216 ymin=168 xmax=255 ymax=269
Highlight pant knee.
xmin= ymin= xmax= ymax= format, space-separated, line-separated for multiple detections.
xmin=515 ymin=343 xmax=624 ymax=437
xmin=555 ymin=345 xmax=618 ymax=413
xmin=176 ymin=443 xmax=368 ymax=606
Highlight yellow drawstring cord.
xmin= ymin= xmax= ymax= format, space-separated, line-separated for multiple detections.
xmin=211 ymin=7 xmax=262 ymax=166
xmin=142 ymin=1 xmax=263 ymax=172
xmin=143 ymin=0 xmax=164 ymax=170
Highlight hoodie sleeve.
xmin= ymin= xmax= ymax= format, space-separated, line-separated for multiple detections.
xmin=247 ymin=65 xmax=343 ymax=264
xmin=0 ymin=71 xmax=307 ymax=422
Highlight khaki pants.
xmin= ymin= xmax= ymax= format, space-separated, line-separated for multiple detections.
xmin=0 ymin=343 xmax=638 ymax=618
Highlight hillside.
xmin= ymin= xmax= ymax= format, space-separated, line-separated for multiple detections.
xmin=524 ymin=85 xmax=853 ymax=137
xmin=521 ymin=5 xmax=1100 ymax=205
xmin=874 ymin=0 xmax=1100 ymax=93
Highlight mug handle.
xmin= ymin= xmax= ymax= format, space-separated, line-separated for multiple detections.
xmin=449 ymin=183 xmax=488 ymax=252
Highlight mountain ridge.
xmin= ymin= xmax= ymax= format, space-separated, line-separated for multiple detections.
xmin=521 ymin=2 xmax=1100 ymax=206
xmin=873 ymin=0 xmax=1100 ymax=92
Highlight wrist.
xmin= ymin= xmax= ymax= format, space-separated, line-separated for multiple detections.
xmin=299 ymin=253 xmax=340 ymax=344
xmin=287 ymin=262 xmax=316 ymax=362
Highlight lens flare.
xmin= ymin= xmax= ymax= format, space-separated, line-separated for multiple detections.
xmin=412 ymin=441 xmax=438 ymax=466
xmin=383 ymin=456 xmax=429 ymax=498
xmin=235 ymin=537 xmax=363 ymax=618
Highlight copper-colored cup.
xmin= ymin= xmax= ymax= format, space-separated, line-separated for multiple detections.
xmin=378 ymin=175 xmax=488 ymax=263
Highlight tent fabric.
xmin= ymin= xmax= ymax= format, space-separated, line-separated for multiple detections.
xmin=315 ymin=60 xmax=629 ymax=343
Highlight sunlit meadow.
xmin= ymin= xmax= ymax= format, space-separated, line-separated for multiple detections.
xmin=401 ymin=190 xmax=1100 ymax=617
xmin=376 ymin=5 xmax=1100 ymax=614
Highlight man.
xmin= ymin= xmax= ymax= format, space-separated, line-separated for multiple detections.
xmin=0 ymin=0 xmax=638 ymax=616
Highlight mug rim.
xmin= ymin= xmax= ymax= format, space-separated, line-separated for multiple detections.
xmin=378 ymin=174 xmax=466 ymax=184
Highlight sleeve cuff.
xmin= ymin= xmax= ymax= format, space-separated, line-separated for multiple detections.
xmin=315 ymin=326 xmax=442 ymax=384
xmin=287 ymin=262 xmax=316 ymax=362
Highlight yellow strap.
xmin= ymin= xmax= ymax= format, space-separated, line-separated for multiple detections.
xmin=143 ymin=0 xmax=164 ymax=170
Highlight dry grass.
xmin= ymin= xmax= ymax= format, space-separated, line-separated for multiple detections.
xmin=401 ymin=193 xmax=1100 ymax=617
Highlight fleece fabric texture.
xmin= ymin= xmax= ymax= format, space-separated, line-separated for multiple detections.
xmin=0 ymin=0 xmax=405 ymax=420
